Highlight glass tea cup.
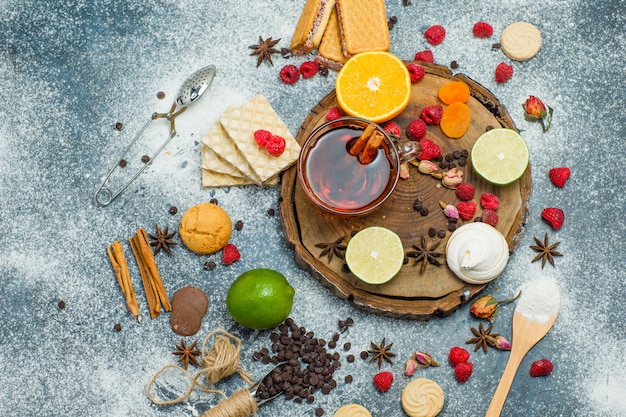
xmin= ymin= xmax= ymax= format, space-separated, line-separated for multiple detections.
xmin=297 ymin=117 xmax=419 ymax=216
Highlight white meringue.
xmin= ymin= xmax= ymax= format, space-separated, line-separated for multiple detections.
xmin=445 ymin=222 xmax=510 ymax=284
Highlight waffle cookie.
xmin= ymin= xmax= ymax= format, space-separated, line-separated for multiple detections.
xmin=500 ymin=22 xmax=542 ymax=61
xmin=335 ymin=0 xmax=390 ymax=56
xmin=201 ymin=169 xmax=254 ymax=188
xmin=220 ymin=95 xmax=300 ymax=183
xmin=290 ymin=0 xmax=336 ymax=55
xmin=401 ymin=378 xmax=445 ymax=417
xmin=315 ymin=5 xmax=349 ymax=71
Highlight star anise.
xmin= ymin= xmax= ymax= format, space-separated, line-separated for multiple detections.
xmin=466 ymin=323 xmax=499 ymax=353
xmin=368 ymin=338 xmax=396 ymax=368
xmin=148 ymin=225 xmax=178 ymax=256
xmin=315 ymin=236 xmax=347 ymax=263
xmin=406 ymin=236 xmax=444 ymax=273
xmin=530 ymin=233 xmax=563 ymax=268
xmin=173 ymin=339 xmax=201 ymax=370
xmin=249 ymin=36 xmax=281 ymax=67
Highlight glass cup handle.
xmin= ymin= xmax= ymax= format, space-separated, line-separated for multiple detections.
xmin=396 ymin=141 xmax=420 ymax=163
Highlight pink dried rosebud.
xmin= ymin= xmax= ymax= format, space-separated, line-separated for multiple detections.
xmin=404 ymin=357 xmax=418 ymax=377
xmin=400 ymin=162 xmax=411 ymax=180
xmin=417 ymin=160 xmax=438 ymax=175
xmin=442 ymin=168 xmax=463 ymax=189
xmin=492 ymin=335 xmax=512 ymax=351
xmin=439 ymin=201 xmax=459 ymax=219
xmin=522 ymin=95 xmax=553 ymax=133
xmin=414 ymin=351 xmax=439 ymax=368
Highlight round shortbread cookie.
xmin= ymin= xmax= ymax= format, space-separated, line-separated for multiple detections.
xmin=333 ymin=404 xmax=372 ymax=417
xmin=500 ymin=22 xmax=542 ymax=61
xmin=401 ymin=378 xmax=445 ymax=417
xmin=179 ymin=203 xmax=232 ymax=255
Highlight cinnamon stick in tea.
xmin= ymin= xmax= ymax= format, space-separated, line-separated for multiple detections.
xmin=348 ymin=122 xmax=376 ymax=156
xmin=358 ymin=130 xmax=385 ymax=165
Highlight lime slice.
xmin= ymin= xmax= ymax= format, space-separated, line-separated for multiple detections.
xmin=471 ymin=128 xmax=530 ymax=185
xmin=345 ymin=226 xmax=404 ymax=285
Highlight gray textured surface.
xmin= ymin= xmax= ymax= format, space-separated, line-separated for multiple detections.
xmin=0 ymin=1 xmax=624 ymax=416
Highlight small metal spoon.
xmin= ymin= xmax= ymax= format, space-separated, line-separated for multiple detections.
xmin=94 ymin=65 xmax=216 ymax=206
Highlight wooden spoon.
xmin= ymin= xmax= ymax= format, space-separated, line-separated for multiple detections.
xmin=484 ymin=307 xmax=559 ymax=417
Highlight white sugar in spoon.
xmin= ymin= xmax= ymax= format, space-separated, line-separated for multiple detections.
xmin=485 ymin=278 xmax=560 ymax=417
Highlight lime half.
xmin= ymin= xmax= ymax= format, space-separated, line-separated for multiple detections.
xmin=471 ymin=128 xmax=530 ymax=185
xmin=345 ymin=226 xmax=404 ymax=285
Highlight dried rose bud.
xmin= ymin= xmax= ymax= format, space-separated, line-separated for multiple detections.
xmin=417 ymin=160 xmax=438 ymax=175
xmin=470 ymin=292 xmax=521 ymax=322
xmin=442 ymin=168 xmax=463 ymax=189
xmin=404 ymin=357 xmax=418 ymax=377
xmin=522 ymin=95 xmax=553 ymax=133
xmin=491 ymin=335 xmax=512 ymax=351
xmin=400 ymin=162 xmax=411 ymax=179
xmin=414 ymin=351 xmax=439 ymax=367
xmin=439 ymin=201 xmax=459 ymax=219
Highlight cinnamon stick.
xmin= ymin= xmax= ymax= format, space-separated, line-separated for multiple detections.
xmin=348 ymin=123 xmax=376 ymax=156
xmin=358 ymin=130 xmax=385 ymax=164
xmin=107 ymin=241 xmax=140 ymax=321
xmin=129 ymin=234 xmax=160 ymax=318
xmin=136 ymin=228 xmax=171 ymax=312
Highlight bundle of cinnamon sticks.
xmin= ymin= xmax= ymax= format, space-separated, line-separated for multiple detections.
xmin=348 ymin=122 xmax=385 ymax=164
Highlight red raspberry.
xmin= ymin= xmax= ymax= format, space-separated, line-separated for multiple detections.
xmin=222 ymin=243 xmax=241 ymax=265
xmin=549 ymin=167 xmax=571 ymax=188
xmin=482 ymin=209 xmax=499 ymax=226
xmin=421 ymin=105 xmax=443 ymax=125
xmin=417 ymin=138 xmax=441 ymax=160
xmin=541 ymin=207 xmax=565 ymax=230
xmin=373 ymin=371 xmax=394 ymax=392
xmin=265 ymin=135 xmax=286 ymax=156
xmin=457 ymin=201 xmax=476 ymax=220
xmin=406 ymin=63 xmax=425 ymax=83
xmin=480 ymin=193 xmax=500 ymax=210
xmin=454 ymin=362 xmax=474 ymax=383
xmin=326 ymin=106 xmax=343 ymax=121
xmin=299 ymin=61 xmax=319 ymax=79
xmin=253 ymin=129 xmax=272 ymax=147
xmin=414 ymin=50 xmax=434 ymax=63
xmin=455 ymin=182 xmax=475 ymax=201
xmin=495 ymin=62 xmax=513 ymax=84
xmin=424 ymin=25 xmax=446 ymax=46
xmin=472 ymin=21 xmax=494 ymax=38
xmin=448 ymin=346 xmax=470 ymax=367
xmin=279 ymin=64 xmax=300 ymax=84
xmin=383 ymin=121 xmax=402 ymax=139
xmin=407 ymin=118 xmax=427 ymax=141
xmin=529 ymin=358 xmax=554 ymax=377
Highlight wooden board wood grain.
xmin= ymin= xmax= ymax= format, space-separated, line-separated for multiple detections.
xmin=279 ymin=62 xmax=531 ymax=320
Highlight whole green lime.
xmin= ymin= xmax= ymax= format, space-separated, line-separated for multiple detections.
xmin=226 ymin=268 xmax=295 ymax=330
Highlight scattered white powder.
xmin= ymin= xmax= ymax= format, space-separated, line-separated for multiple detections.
xmin=515 ymin=277 xmax=561 ymax=323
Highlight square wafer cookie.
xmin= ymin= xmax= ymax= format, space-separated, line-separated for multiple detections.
xmin=336 ymin=0 xmax=390 ymax=56
xmin=220 ymin=95 xmax=300 ymax=183
xmin=201 ymin=169 xmax=254 ymax=188
xmin=201 ymin=120 xmax=262 ymax=184
xmin=315 ymin=5 xmax=349 ymax=71
xmin=201 ymin=144 xmax=248 ymax=180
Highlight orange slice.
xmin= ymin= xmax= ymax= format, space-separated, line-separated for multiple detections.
xmin=335 ymin=52 xmax=411 ymax=123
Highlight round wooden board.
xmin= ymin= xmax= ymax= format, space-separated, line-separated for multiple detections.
xmin=279 ymin=62 xmax=531 ymax=320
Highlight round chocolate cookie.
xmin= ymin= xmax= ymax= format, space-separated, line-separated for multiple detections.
xmin=171 ymin=286 xmax=209 ymax=316
xmin=170 ymin=304 xmax=204 ymax=336
xmin=179 ymin=203 xmax=232 ymax=255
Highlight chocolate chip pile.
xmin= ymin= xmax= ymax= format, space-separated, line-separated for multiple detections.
xmin=253 ymin=318 xmax=344 ymax=404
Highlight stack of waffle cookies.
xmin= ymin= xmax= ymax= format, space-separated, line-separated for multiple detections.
xmin=201 ymin=95 xmax=300 ymax=187
xmin=290 ymin=0 xmax=390 ymax=71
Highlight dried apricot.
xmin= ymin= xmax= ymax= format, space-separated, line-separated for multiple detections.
xmin=438 ymin=81 xmax=470 ymax=104
xmin=441 ymin=102 xmax=471 ymax=138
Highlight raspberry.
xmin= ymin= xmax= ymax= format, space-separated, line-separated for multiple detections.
xmin=222 ymin=243 xmax=241 ymax=265
xmin=407 ymin=118 xmax=427 ymax=141
xmin=417 ymin=138 xmax=441 ymax=160
xmin=549 ymin=167 xmax=571 ymax=188
xmin=424 ymin=25 xmax=446 ymax=46
xmin=457 ymin=201 xmax=476 ymax=220
xmin=529 ymin=358 xmax=554 ymax=377
xmin=406 ymin=63 xmax=425 ymax=83
xmin=495 ymin=62 xmax=513 ymax=84
xmin=326 ymin=106 xmax=343 ymax=121
xmin=421 ymin=105 xmax=443 ymax=125
xmin=472 ymin=22 xmax=494 ymax=38
xmin=414 ymin=50 xmax=434 ymax=63
xmin=482 ymin=209 xmax=499 ymax=226
xmin=541 ymin=207 xmax=565 ymax=230
xmin=480 ymin=193 xmax=500 ymax=210
xmin=265 ymin=135 xmax=286 ymax=156
xmin=455 ymin=183 xmax=475 ymax=201
xmin=454 ymin=362 xmax=473 ymax=383
xmin=253 ymin=129 xmax=272 ymax=147
xmin=448 ymin=346 xmax=470 ymax=367
xmin=383 ymin=121 xmax=402 ymax=139
xmin=279 ymin=64 xmax=300 ymax=84
xmin=373 ymin=371 xmax=394 ymax=392
xmin=300 ymin=61 xmax=319 ymax=79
